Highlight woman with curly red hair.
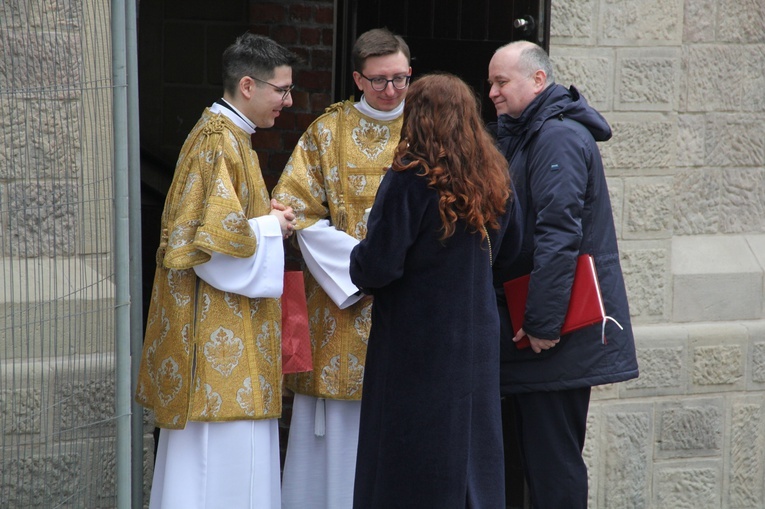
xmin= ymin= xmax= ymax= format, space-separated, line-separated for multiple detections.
xmin=349 ymin=73 xmax=523 ymax=507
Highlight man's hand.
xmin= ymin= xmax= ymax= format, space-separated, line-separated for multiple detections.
xmin=513 ymin=327 xmax=560 ymax=354
xmin=270 ymin=198 xmax=297 ymax=238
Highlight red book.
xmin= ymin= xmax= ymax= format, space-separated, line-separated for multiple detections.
xmin=503 ymin=254 xmax=619 ymax=350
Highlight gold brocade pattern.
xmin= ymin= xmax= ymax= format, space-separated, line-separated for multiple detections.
xmin=273 ymin=100 xmax=402 ymax=400
xmin=135 ymin=110 xmax=282 ymax=429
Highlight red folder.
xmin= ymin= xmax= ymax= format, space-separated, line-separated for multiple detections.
xmin=503 ymin=254 xmax=609 ymax=350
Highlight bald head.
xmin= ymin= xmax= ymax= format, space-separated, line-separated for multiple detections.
xmin=495 ymin=41 xmax=554 ymax=85
xmin=487 ymin=41 xmax=554 ymax=118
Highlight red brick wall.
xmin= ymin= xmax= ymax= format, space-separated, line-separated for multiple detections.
xmin=249 ymin=0 xmax=336 ymax=190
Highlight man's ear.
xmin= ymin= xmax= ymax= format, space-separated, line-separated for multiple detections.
xmin=352 ymin=71 xmax=365 ymax=91
xmin=533 ymin=70 xmax=547 ymax=93
xmin=239 ymin=76 xmax=255 ymax=100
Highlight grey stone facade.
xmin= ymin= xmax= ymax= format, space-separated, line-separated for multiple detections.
xmin=1 ymin=0 xmax=122 ymax=506
xmin=552 ymin=0 xmax=765 ymax=506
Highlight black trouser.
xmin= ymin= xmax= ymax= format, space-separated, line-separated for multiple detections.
xmin=507 ymin=387 xmax=591 ymax=509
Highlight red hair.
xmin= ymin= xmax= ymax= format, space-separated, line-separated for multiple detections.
xmin=392 ymin=73 xmax=511 ymax=240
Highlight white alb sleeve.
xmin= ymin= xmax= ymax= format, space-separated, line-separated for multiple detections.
xmin=193 ymin=216 xmax=285 ymax=298
xmin=297 ymin=219 xmax=363 ymax=309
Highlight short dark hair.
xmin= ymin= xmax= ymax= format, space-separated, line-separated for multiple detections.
xmin=221 ymin=33 xmax=300 ymax=96
xmin=352 ymin=28 xmax=410 ymax=73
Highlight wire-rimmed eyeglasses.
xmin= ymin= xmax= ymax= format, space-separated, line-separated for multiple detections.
xmin=358 ymin=72 xmax=411 ymax=91
xmin=249 ymin=76 xmax=295 ymax=101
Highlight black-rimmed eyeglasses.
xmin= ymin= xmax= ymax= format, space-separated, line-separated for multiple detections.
xmin=249 ymin=76 xmax=295 ymax=101
xmin=358 ymin=72 xmax=411 ymax=91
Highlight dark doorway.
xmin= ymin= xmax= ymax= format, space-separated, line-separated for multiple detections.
xmin=334 ymin=0 xmax=550 ymax=125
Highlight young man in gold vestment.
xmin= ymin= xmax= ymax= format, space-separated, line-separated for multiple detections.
xmin=272 ymin=28 xmax=412 ymax=509
xmin=135 ymin=33 xmax=299 ymax=509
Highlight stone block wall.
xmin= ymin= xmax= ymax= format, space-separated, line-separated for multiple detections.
xmin=0 ymin=0 xmax=119 ymax=506
xmin=552 ymin=0 xmax=765 ymax=322
xmin=1 ymin=357 xmax=118 ymax=508
xmin=552 ymin=0 xmax=765 ymax=506
xmin=586 ymin=322 xmax=765 ymax=507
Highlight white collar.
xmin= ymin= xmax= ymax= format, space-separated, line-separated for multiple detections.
xmin=210 ymin=99 xmax=257 ymax=134
xmin=354 ymin=95 xmax=404 ymax=121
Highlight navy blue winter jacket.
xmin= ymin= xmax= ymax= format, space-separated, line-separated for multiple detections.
xmin=491 ymin=84 xmax=639 ymax=393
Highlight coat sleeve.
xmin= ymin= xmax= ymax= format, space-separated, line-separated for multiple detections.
xmin=349 ymin=170 xmax=426 ymax=291
xmin=523 ymin=123 xmax=589 ymax=339
xmin=492 ymin=183 xmax=524 ymax=285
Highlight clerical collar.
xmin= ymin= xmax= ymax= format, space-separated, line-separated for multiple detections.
xmin=355 ymin=95 xmax=404 ymax=121
xmin=212 ymin=99 xmax=258 ymax=149
xmin=215 ymin=99 xmax=257 ymax=134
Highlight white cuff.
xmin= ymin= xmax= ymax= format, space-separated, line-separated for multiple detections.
xmin=193 ymin=215 xmax=284 ymax=298
xmin=297 ymin=219 xmax=363 ymax=309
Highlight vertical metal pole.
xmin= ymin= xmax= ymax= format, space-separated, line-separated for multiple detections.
xmin=111 ymin=0 xmax=132 ymax=507
xmin=125 ymin=0 xmax=145 ymax=507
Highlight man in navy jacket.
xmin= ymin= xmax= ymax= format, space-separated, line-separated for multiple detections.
xmin=488 ymin=41 xmax=639 ymax=508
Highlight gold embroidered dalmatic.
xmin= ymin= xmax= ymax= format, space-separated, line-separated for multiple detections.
xmin=135 ymin=110 xmax=282 ymax=429
xmin=273 ymin=100 xmax=403 ymax=400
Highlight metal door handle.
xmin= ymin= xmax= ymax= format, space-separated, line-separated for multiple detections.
xmin=513 ymin=15 xmax=536 ymax=33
